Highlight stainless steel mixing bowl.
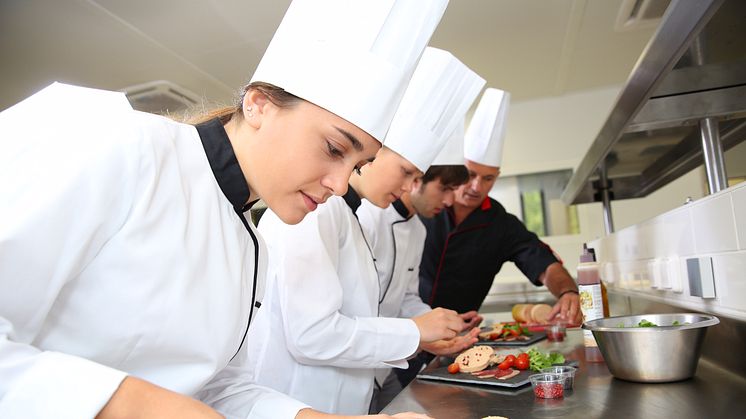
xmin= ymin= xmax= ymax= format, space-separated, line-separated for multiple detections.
xmin=582 ymin=313 xmax=720 ymax=383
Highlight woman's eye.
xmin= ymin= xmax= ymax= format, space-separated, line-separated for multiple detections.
xmin=354 ymin=166 xmax=362 ymax=175
xmin=327 ymin=141 xmax=344 ymax=158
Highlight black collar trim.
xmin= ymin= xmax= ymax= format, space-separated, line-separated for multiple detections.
xmin=342 ymin=185 xmax=362 ymax=215
xmin=392 ymin=199 xmax=411 ymax=219
xmin=195 ymin=119 xmax=254 ymax=212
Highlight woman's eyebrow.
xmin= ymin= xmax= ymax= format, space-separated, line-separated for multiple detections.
xmin=333 ymin=126 xmax=363 ymax=152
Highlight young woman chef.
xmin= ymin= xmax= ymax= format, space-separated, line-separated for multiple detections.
xmin=0 ymin=1 xmax=449 ymax=418
xmin=248 ymin=47 xmax=484 ymax=415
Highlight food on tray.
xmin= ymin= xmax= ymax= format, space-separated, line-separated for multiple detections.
xmin=454 ymin=345 xmax=493 ymax=372
xmin=478 ymin=323 xmax=532 ymax=342
xmin=447 ymin=346 xmax=537 ymax=381
xmin=511 ymin=303 xmax=553 ymax=324
xmin=527 ymin=348 xmax=565 ymax=372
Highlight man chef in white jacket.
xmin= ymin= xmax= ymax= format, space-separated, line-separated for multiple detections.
xmin=0 ymin=0 xmax=451 ymax=418
xmin=247 ymin=47 xmax=484 ymax=415
xmin=356 ymin=119 xmax=485 ymax=412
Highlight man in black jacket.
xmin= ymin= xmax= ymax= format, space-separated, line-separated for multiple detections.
xmin=419 ymin=159 xmax=581 ymax=319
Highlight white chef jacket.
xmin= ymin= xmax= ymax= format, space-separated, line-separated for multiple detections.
xmin=356 ymin=199 xmax=432 ymax=386
xmin=356 ymin=199 xmax=432 ymax=319
xmin=248 ymin=187 xmax=420 ymax=415
xmin=0 ymin=83 xmax=307 ymax=419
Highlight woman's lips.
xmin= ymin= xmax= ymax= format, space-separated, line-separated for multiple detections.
xmin=301 ymin=192 xmax=319 ymax=211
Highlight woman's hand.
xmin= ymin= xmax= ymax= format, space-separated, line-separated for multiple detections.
xmin=458 ymin=310 xmax=483 ymax=331
xmin=419 ymin=328 xmax=479 ymax=356
xmin=97 ymin=376 xmax=223 ymax=419
xmin=412 ymin=307 xmax=465 ymax=342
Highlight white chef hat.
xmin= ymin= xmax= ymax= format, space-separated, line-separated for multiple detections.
xmin=464 ymin=88 xmax=510 ymax=168
xmin=250 ymin=0 xmax=449 ymax=142
xmin=432 ymin=116 xmax=465 ymax=165
xmin=382 ymin=47 xmax=485 ymax=172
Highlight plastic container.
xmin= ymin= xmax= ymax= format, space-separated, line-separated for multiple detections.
xmin=545 ymin=322 xmax=567 ymax=342
xmin=530 ymin=373 xmax=565 ymax=399
xmin=577 ymin=244 xmax=607 ymax=362
xmin=540 ymin=365 xmax=577 ymax=390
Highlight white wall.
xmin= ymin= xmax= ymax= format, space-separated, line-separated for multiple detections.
xmin=588 ymin=181 xmax=746 ymax=321
xmin=500 ymin=86 xmax=621 ymax=177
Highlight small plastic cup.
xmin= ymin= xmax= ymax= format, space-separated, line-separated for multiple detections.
xmin=541 ymin=365 xmax=577 ymax=390
xmin=545 ymin=322 xmax=567 ymax=342
xmin=529 ymin=373 xmax=565 ymax=399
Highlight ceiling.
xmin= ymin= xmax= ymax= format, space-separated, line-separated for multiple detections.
xmin=0 ymin=0 xmax=662 ymax=112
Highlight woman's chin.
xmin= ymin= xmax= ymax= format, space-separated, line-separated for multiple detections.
xmin=371 ymin=196 xmax=392 ymax=209
xmin=267 ymin=202 xmax=308 ymax=225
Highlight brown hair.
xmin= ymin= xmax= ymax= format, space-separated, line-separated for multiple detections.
xmin=421 ymin=165 xmax=469 ymax=188
xmin=185 ymin=82 xmax=303 ymax=125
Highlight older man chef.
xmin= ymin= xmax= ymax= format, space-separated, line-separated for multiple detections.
xmin=419 ymin=88 xmax=581 ymax=320
xmin=390 ymin=89 xmax=583 ymax=389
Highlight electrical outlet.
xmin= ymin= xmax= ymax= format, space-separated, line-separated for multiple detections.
xmin=686 ymin=257 xmax=716 ymax=298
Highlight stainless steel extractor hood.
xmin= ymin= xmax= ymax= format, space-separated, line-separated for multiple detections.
xmin=561 ymin=0 xmax=746 ymax=208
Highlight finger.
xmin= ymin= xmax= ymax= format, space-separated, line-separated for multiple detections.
xmin=547 ymin=303 xmax=562 ymax=321
xmin=569 ymin=297 xmax=581 ymax=324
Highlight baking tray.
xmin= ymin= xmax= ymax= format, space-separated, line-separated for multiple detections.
xmin=476 ymin=329 xmax=547 ymax=346
xmin=417 ymin=359 xmax=578 ymax=389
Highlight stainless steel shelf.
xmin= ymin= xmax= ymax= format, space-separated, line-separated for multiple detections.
xmin=562 ymin=0 xmax=746 ymax=206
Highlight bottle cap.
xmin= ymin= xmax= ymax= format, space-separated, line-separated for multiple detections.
xmin=580 ymin=243 xmax=596 ymax=263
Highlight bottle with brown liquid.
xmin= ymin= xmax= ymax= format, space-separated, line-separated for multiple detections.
xmin=577 ymin=244 xmax=606 ymax=362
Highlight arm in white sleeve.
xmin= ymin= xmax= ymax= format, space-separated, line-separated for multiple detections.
xmin=398 ymin=221 xmax=431 ymax=319
xmin=398 ymin=265 xmax=432 ymax=319
xmin=194 ymin=346 xmax=309 ymax=419
xmin=271 ymin=201 xmax=420 ymax=369
xmin=0 ymin=85 xmax=138 ymax=417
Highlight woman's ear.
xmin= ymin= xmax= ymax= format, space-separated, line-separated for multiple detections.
xmin=242 ymin=88 xmax=271 ymax=129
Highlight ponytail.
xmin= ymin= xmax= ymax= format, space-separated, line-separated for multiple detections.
xmin=184 ymin=82 xmax=302 ymax=126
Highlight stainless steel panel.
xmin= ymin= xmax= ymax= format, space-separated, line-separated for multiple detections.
xmin=562 ymin=0 xmax=746 ymax=205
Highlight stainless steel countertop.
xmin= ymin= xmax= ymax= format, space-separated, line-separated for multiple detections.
xmin=381 ymin=329 xmax=746 ymax=419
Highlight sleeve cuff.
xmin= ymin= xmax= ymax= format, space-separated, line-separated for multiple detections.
xmin=0 ymin=351 xmax=127 ymax=419
xmin=370 ymin=318 xmax=420 ymax=368
xmin=248 ymin=393 xmax=310 ymax=419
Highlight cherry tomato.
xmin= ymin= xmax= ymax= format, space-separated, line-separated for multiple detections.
xmin=488 ymin=333 xmax=500 ymax=340
xmin=515 ymin=357 xmax=529 ymax=370
xmin=507 ymin=328 xmax=520 ymax=337
xmin=504 ymin=354 xmax=517 ymax=366
xmin=447 ymin=363 xmax=460 ymax=374
xmin=497 ymin=360 xmax=512 ymax=370
xmin=517 ymin=352 xmax=530 ymax=362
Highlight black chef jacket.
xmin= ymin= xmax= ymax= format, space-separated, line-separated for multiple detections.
xmin=419 ymin=197 xmax=558 ymax=313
